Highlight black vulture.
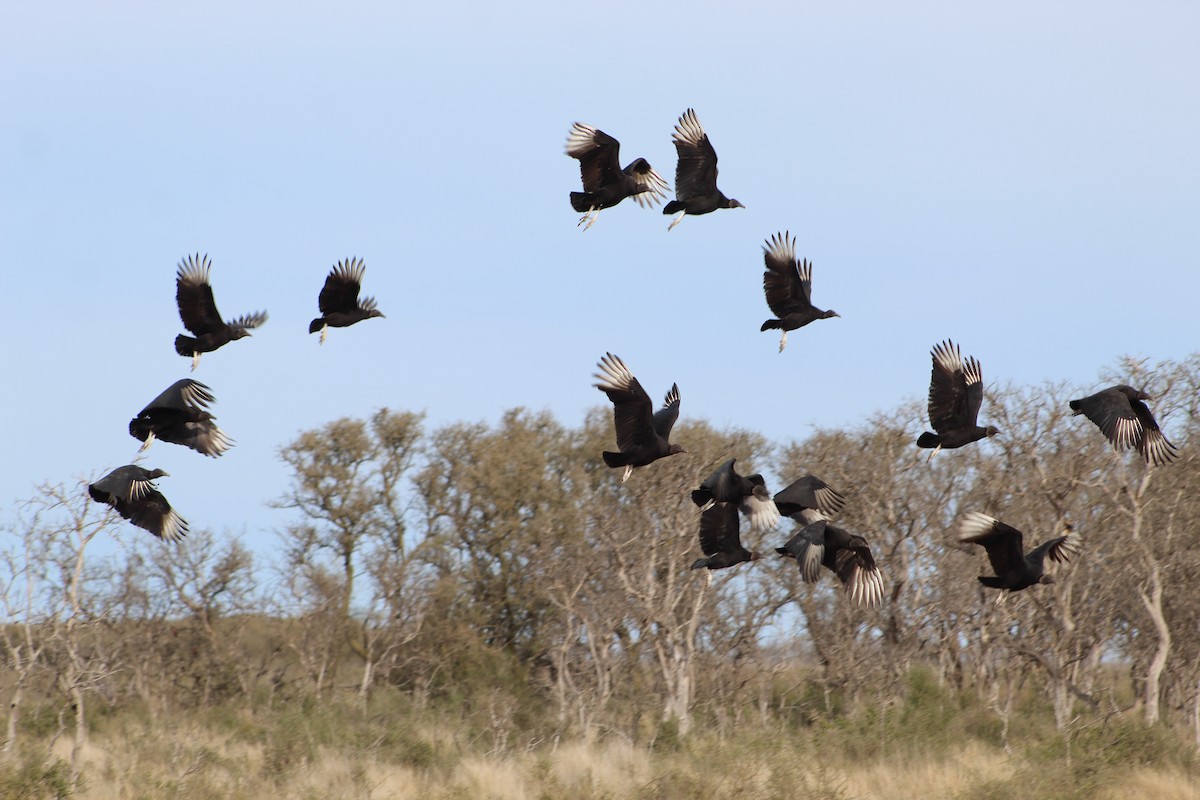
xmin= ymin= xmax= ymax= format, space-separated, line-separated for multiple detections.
xmin=88 ymin=465 xmax=188 ymax=542
xmin=916 ymin=340 xmax=999 ymax=459
xmin=759 ymin=231 xmax=840 ymax=352
xmin=663 ymin=108 xmax=743 ymax=231
xmin=593 ymin=353 xmax=686 ymax=482
xmin=690 ymin=501 xmax=760 ymax=571
xmin=690 ymin=458 xmax=780 ymax=531
xmin=174 ymin=254 xmax=268 ymax=370
xmin=309 ymin=258 xmax=385 ymax=343
xmin=958 ymin=512 xmax=1081 ymax=602
xmin=1069 ymin=385 xmax=1178 ymax=466
xmin=776 ymin=520 xmax=884 ymax=608
xmin=128 ymin=379 xmax=233 ymax=457
xmin=565 ymin=123 xmax=669 ymax=230
xmin=773 ymin=474 xmax=847 ymax=527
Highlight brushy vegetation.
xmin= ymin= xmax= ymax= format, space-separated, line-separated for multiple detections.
xmin=2 ymin=668 xmax=1197 ymax=799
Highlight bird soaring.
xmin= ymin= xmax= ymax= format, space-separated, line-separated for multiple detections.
xmin=88 ymin=465 xmax=189 ymax=542
xmin=759 ymin=231 xmax=840 ymax=352
xmin=128 ymin=379 xmax=234 ymax=457
xmin=1069 ymin=385 xmax=1178 ymax=466
xmin=174 ymin=254 xmax=268 ymax=370
xmin=916 ymin=340 xmax=999 ymax=459
xmin=663 ymin=108 xmax=743 ymax=231
xmin=565 ymin=123 xmax=669 ymax=230
xmin=958 ymin=512 xmax=1081 ymax=601
xmin=593 ymin=353 xmax=686 ymax=482
xmin=309 ymin=258 xmax=385 ymax=344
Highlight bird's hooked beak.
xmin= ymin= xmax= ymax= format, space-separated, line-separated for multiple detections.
xmin=732 ymin=200 xmax=746 ymax=209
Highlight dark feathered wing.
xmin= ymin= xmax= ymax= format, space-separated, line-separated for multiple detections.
xmin=594 ymin=353 xmax=656 ymax=453
xmin=762 ymin=232 xmax=812 ymax=316
xmin=88 ymin=466 xmax=188 ymax=542
xmin=774 ymin=475 xmax=847 ymax=521
xmin=1129 ymin=398 xmax=1178 ymax=465
xmin=319 ymin=258 xmax=368 ymax=314
xmin=650 ymin=383 xmax=681 ymax=441
xmin=175 ymin=254 xmax=222 ymax=335
xmin=566 ymin=123 xmax=623 ymax=194
xmin=697 ymin=501 xmax=743 ymax=557
xmin=927 ymin=340 xmax=982 ymax=432
xmin=959 ymin=512 xmax=1025 ymax=577
xmin=671 ymin=108 xmax=719 ymax=202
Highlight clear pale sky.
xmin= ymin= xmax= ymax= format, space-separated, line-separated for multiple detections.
xmin=2 ymin=2 xmax=1196 ymax=548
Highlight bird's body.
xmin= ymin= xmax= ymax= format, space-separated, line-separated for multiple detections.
xmin=593 ymin=353 xmax=685 ymax=482
xmin=1069 ymin=385 xmax=1177 ymax=466
xmin=691 ymin=458 xmax=780 ymax=531
xmin=128 ymin=379 xmax=233 ymax=457
xmin=88 ymin=465 xmax=188 ymax=542
xmin=759 ymin=231 xmax=839 ymax=352
xmin=690 ymin=501 xmax=759 ymax=571
xmin=776 ymin=520 xmax=884 ymax=608
xmin=917 ymin=340 xmax=999 ymax=459
xmin=174 ymin=254 xmax=267 ymax=369
xmin=958 ymin=512 xmax=1081 ymax=599
xmin=309 ymin=258 xmax=384 ymax=343
xmin=773 ymin=474 xmax=847 ymax=527
xmin=664 ymin=109 xmax=743 ymax=231
xmin=565 ymin=123 xmax=669 ymax=230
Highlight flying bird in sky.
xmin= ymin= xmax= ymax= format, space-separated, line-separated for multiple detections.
xmin=88 ymin=465 xmax=189 ymax=542
xmin=593 ymin=353 xmax=686 ymax=482
xmin=776 ymin=520 xmax=884 ymax=608
xmin=690 ymin=501 xmax=760 ymax=571
xmin=174 ymin=254 xmax=268 ymax=370
xmin=1069 ymin=385 xmax=1178 ymax=466
xmin=664 ymin=108 xmax=743 ymax=231
xmin=128 ymin=378 xmax=233 ymax=457
xmin=759 ymin=231 xmax=840 ymax=352
xmin=565 ymin=122 xmax=669 ymax=230
xmin=916 ymin=340 xmax=999 ymax=460
xmin=958 ymin=512 xmax=1081 ymax=603
xmin=309 ymin=257 xmax=385 ymax=344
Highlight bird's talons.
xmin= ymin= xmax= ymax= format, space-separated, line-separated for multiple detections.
xmin=190 ymin=353 xmax=200 ymax=371
xmin=319 ymin=326 xmax=328 ymax=345
xmin=667 ymin=212 xmax=685 ymax=232
xmin=778 ymin=332 xmax=787 ymax=353
xmin=926 ymin=445 xmax=941 ymax=463
xmin=620 ymin=465 xmax=633 ymax=483
xmin=577 ymin=208 xmax=599 ymax=231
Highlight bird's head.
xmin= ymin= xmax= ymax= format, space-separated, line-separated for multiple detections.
xmin=369 ymin=310 xmax=386 ymax=320
xmin=749 ymin=551 xmax=762 ymax=562
xmin=1038 ymin=575 xmax=1057 ymax=585
xmin=823 ymin=309 xmax=841 ymax=319
xmin=985 ymin=426 xmax=1001 ymax=439
xmin=727 ymin=199 xmax=745 ymax=209
xmin=147 ymin=469 xmax=170 ymax=479
xmin=669 ymin=444 xmax=688 ymax=456
xmin=231 ymin=328 xmax=253 ymax=341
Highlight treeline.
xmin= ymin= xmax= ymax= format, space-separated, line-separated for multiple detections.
xmin=3 ymin=353 xmax=1200 ymax=783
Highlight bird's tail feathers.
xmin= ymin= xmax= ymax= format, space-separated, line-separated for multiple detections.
xmin=1068 ymin=399 xmax=1083 ymax=415
xmin=689 ymin=558 xmax=708 ymax=571
xmin=760 ymin=319 xmax=782 ymax=331
xmin=174 ymin=335 xmax=196 ymax=357
xmin=602 ymin=451 xmax=631 ymax=468
xmin=691 ymin=488 xmax=712 ymax=507
xmin=663 ymin=200 xmax=684 ymax=215
xmin=916 ymin=432 xmax=940 ymax=448
xmin=570 ymin=192 xmax=595 ymax=212
xmin=977 ymin=576 xmax=1006 ymax=588
xmin=308 ymin=318 xmax=324 ymax=334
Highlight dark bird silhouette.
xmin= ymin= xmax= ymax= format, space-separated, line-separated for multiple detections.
xmin=174 ymin=254 xmax=268 ymax=370
xmin=773 ymin=474 xmax=847 ymax=526
xmin=690 ymin=501 xmax=760 ymax=571
xmin=88 ymin=465 xmax=188 ymax=542
xmin=759 ymin=231 xmax=840 ymax=352
xmin=128 ymin=379 xmax=233 ymax=457
xmin=958 ymin=512 xmax=1081 ymax=602
xmin=916 ymin=340 xmax=999 ymax=459
xmin=1069 ymin=385 xmax=1178 ymax=466
xmin=663 ymin=108 xmax=743 ymax=231
xmin=776 ymin=520 xmax=884 ymax=608
xmin=565 ymin=123 xmax=669 ymax=230
xmin=593 ymin=353 xmax=686 ymax=482
xmin=309 ymin=258 xmax=385 ymax=344
xmin=690 ymin=458 xmax=780 ymax=531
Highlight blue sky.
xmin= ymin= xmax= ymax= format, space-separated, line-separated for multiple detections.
xmin=2 ymin=2 xmax=1197 ymax=549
